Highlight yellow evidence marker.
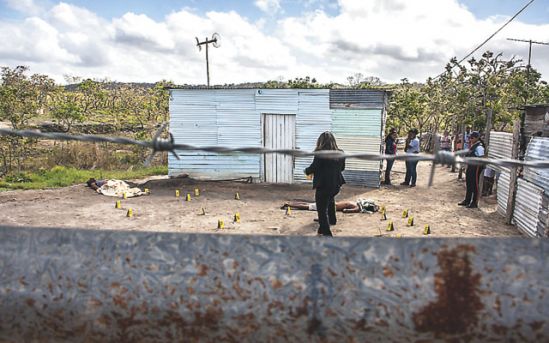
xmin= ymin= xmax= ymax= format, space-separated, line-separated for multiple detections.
xmin=423 ymin=224 xmax=431 ymax=235
xmin=235 ymin=192 xmax=240 ymax=200
xmin=175 ymin=190 xmax=180 ymax=197
xmin=115 ymin=200 xmax=121 ymax=209
xmin=234 ymin=213 xmax=241 ymax=223
xmin=285 ymin=207 xmax=292 ymax=216
xmin=194 ymin=188 xmax=200 ymax=196
xmin=126 ymin=208 xmax=133 ymax=217
xmin=402 ymin=209 xmax=408 ymax=218
xmin=186 ymin=193 xmax=191 ymax=202
xmin=407 ymin=216 xmax=414 ymax=227
xmin=123 ymin=192 xmax=127 ymax=200
xmin=386 ymin=221 xmax=394 ymax=231
xmin=217 ymin=219 xmax=224 ymax=229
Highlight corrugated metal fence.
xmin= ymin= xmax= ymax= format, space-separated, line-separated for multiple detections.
xmin=489 ymin=133 xmax=549 ymax=237
xmin=1 ymin=226 xmax=549 ymax=341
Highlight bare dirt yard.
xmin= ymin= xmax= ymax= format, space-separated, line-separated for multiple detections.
xmin=0 ymin=161 xmax=520 ymax=237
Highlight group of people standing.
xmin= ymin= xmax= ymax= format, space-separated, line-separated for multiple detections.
xmin=383 ymin=128 xmax=419 ymax=187
xmin=303 ymin=127 xmax=489 ymax=237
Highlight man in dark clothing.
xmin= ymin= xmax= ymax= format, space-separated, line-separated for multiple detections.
xmin=383 ymin=128 xmax=397 ymax=185
xmin=458 ymin=131 xmax=485 ymax=208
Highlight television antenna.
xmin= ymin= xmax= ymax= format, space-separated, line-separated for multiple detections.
xmin=195 ymin=33 xmax=221 ymax=87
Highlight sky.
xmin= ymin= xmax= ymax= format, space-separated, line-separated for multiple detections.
xmin=0 ymin=0 xmax=548 ymax=85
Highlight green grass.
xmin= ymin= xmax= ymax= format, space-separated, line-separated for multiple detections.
xmin=0 ymin=165 xmax=167 ymax=191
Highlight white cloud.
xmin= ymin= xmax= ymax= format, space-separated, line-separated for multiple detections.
xmin=254 ymin=0 xmax=281 ymax=14
xmin=0 ymin=0 xmax=547 ymax=84
xmin=4 ymin=0 xmax=43 ymax=15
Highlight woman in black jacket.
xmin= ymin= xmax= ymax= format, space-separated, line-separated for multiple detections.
xmin=305 ymin=131 xmax=346 ymax=237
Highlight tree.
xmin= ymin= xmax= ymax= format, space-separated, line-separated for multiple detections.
xmin=0 ymin=66 xmax=55 ymax=173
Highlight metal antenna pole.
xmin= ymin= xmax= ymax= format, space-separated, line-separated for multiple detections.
xmin=205 ymin=38 xmax=210 ymax=87
xmin=196 ymin=33 xmax=221 ymax=88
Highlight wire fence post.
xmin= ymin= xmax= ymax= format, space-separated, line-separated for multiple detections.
xmin=506 ymin=120 xmax=521 ymax=225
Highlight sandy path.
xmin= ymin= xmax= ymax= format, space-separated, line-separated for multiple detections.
xmin=0 ymin=161 xmax=520 ymax=237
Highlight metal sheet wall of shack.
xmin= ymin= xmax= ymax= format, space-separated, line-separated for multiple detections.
xmin=294 ymin=90 xmax=332 ymax=183
xmin=169 ymin=89 xmax=384 ymax=186
xmin=513 ymin=178 xmax=544 ymax=237
xmin=169 ymin=89 xmax=261 ymax=179
xmin=488 ymin=131 xmax=513 ymax=217
xmin=524 ymin=137 xmax=549 ymax=195
xmin=3 ymin=226 xmax=549 ymax=342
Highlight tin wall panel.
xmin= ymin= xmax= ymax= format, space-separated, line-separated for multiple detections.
xmin=255 ymin=89 xmax=299 ymax=113
xmin=488 ymin=131 xmax=513 ymax=173
xmin=332 ymin=109 xmax=382 ymax=187
xmin=496 ymin=171 xmax=510 ymax=216
xmin=294 ymin=91 xmax=332 ymax=183
xmin=329 ymin=89 xmax=385 ymax=109
xmin=169 ymin=89 xmax=260 ymax=179
xmin=513 ymin=178 xmax=544 ymax=237
xmin=524 ymin=137 xmax=549 ymax=195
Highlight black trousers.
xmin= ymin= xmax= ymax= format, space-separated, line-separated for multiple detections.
xmin=384 ymin=159 xmax=395 ymax=184
xmin=465 ymin=166 xmax=482 ymax=205
xmin=315 ymin=187 xmax=340 ymax=236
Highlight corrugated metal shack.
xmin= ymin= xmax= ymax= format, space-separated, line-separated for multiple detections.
xmin=168 ymin=88 xmax=388 ymax=187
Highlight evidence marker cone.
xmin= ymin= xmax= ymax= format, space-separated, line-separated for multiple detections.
xmin=186 ymin=193 xmax=191 ymax=202
xmin=286 ymin=206 xmax=292 ymax=216
xmin=175 ymin=190 xmax=180 ymax=198
xmin=235 ymin=192 xmax=240 ymax=200
xmin=217 ymin=219 xmax=224 ymax=229
xmin=402 ymin=209 xmax=408 ymax=218
xmin=234 ymin=212 xmax=241 ymax=223
xmin=386 ymin=221 xmax=394 ymax=232
xmin=126 ymin=208 xmax=133 ymax=217
xmin=407 ymin=216 xmax=414 ymax=227
xmin=200 ymin=208 xmax=206 ymax=215
xmin=123 ymin=192 xmax=127 ymax=200
xmin=144 ymin=188 xmax=150 ymax=194
xmin=380 ymin=205 xmax=386 ymax=213
xmin=194 ymin=188 xmax=200 ymax=197
xmin=115 ymin=200 xmax=121 ymax=209
xmin=423 ymin=224 xmax=431 ymax=235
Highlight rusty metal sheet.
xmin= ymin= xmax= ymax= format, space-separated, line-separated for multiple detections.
xmin=1 ymin=226 xmax=549 ymax=342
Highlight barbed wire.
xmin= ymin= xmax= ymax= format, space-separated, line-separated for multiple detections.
xmin=1 ymin=126 xmax=548 ymax=187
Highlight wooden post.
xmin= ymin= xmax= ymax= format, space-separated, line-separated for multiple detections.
xmin=506 ymin=120 xmax=521 ymax=225
xmin=478 ymin=108 xmax=493 ymax=198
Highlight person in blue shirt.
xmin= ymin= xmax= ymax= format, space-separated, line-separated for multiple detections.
xmin=401 ymin=128 xmax=420 ymax=187
xmin=458 ymin=131 xmax=485 ymax=208
xmin=383 ymin=128 xmax=398 ymax=185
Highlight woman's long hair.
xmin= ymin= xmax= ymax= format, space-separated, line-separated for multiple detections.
xmin=315 ymin=131 xmax=340 ymax=151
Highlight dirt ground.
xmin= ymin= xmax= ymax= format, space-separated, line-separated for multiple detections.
xmin=0 ymin=161 xmax=521 ymax=237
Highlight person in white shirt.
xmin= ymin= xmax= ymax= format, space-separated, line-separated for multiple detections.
xmin=401 ymin=128 xmax=420 ymax=187
xmin=458 ymin=131 xmax=485 ymax=208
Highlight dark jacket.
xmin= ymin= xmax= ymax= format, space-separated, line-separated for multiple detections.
xmin=385 ymin=136 xmax=396 ymax=155
xmin=305 ymin=155 xmax=346 ymax=190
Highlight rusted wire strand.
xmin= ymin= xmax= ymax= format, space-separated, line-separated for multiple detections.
xmin=1 ymin=127 xmax=548 ymax=179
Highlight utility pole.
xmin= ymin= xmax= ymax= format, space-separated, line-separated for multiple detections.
xmin=196 ymin=33 xmax=221 ymax=87
xmin=506 ymin=38 xmax=549 ymax=156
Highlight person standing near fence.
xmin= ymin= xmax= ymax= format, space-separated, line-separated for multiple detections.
xmin=458 ymin=131 xmax=485 ymax=208
xmin=305 ymin=131 xmax=346 ymax=237
xmin=401 ymin=129 xmax=420 ymax=187
xmin=383 ymin=128 xmax=398 ymax=185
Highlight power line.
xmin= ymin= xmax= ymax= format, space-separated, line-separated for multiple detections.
xmin=434 ymin=0 xmax=535 ymax=80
